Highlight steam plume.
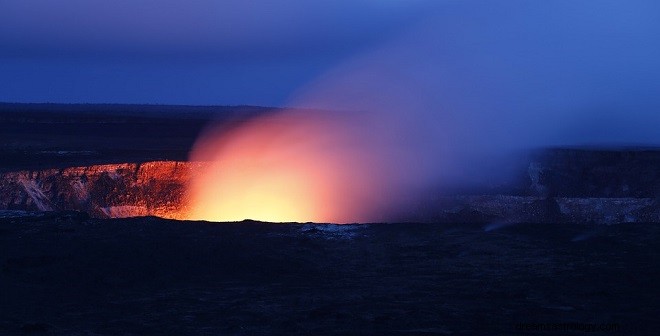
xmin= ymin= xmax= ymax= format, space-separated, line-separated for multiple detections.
xmin=187 ymin=0 xmax=660 ymax=223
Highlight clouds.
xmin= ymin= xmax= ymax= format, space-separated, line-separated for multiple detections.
xmin=0 ymin=0 xmax=436 ymax=104
xmin=2 ymin=0 xmax=659 ymax=112
xmin=0 ymin=0 xmax=433 ymax=59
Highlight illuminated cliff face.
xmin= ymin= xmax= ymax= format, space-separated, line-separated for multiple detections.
xmin=0 ymin=161 xmax=200 ymax=219
xmin=186 ymin=110 xmax=398 ymax=223
xmin=2 ymin=151 xmax=660 ymax=224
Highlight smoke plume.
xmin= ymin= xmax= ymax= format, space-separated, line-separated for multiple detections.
xmin=187 ymin=0 xmax=660 ymax=223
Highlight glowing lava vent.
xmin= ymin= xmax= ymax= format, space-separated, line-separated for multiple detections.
xmin=185 ymin=110 xmax=403 ymax=223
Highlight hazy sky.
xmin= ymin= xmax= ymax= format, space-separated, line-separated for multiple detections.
xmin=1 ymin=0 xmax=659 ymax=115
xmin=0 ymin=0 xmax=433 ymax=105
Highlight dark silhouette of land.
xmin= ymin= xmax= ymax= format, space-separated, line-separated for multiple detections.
xmin=1 ymin=215 xmax=659 ymax=335
xmin=0 ymin=103 xmax=271 ymax=171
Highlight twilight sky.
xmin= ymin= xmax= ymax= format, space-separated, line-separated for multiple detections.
xmin=1 ymin=0 xmax=659 ymax=117
xmin=0 ymin=0 xmax=433 ymax=105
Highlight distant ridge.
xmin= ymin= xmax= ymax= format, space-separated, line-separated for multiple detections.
xmin=0 ymin=102 xmax=277 ymax=119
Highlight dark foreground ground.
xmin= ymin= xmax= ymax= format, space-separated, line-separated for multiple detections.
xmin=1 ymin=213 xmax=659 ymax=335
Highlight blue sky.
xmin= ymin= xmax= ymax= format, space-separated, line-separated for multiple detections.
xmin=1 ymin=0 xmax=659 ymax=135
xmin=0 ymin=0 xmax=432 ymax=105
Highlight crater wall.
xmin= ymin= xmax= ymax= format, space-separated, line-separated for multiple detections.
xmin=1 ymin=149 xmax=659 ymax=223
xmin=0 ymin=161 xmax=205 ymax=219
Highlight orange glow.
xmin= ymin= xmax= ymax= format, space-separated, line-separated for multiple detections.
xmin=186 ymin=110 xmax=389 ymax=223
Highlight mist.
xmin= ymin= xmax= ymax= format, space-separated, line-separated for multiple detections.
xmin=188 ymin=0 xmax=660 ymax=223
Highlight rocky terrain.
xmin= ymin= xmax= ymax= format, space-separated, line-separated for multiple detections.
xmin=1 ymin=104 xmax=659 ymax=335
xmin=0 ymin=161 xmax=204 ymax=219
xmin=1 ymin=213 xmax=659 ymax=335
xmin=2 ymin=103 xmax=660 ymax=224
xmin=2 ymin=149 xmax=659 ymax=224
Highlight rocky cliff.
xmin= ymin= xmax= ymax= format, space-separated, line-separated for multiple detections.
xmin=1 ymin=149 xmax=659 ymax=223
xmin=0 ymin=161 xmax=204 ymax=219
xmin=527 ymin=148 xmax=660 ymax=198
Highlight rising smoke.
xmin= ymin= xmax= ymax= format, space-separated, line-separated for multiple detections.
xmin=187 ymin=0 xmax=660 ymax=223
